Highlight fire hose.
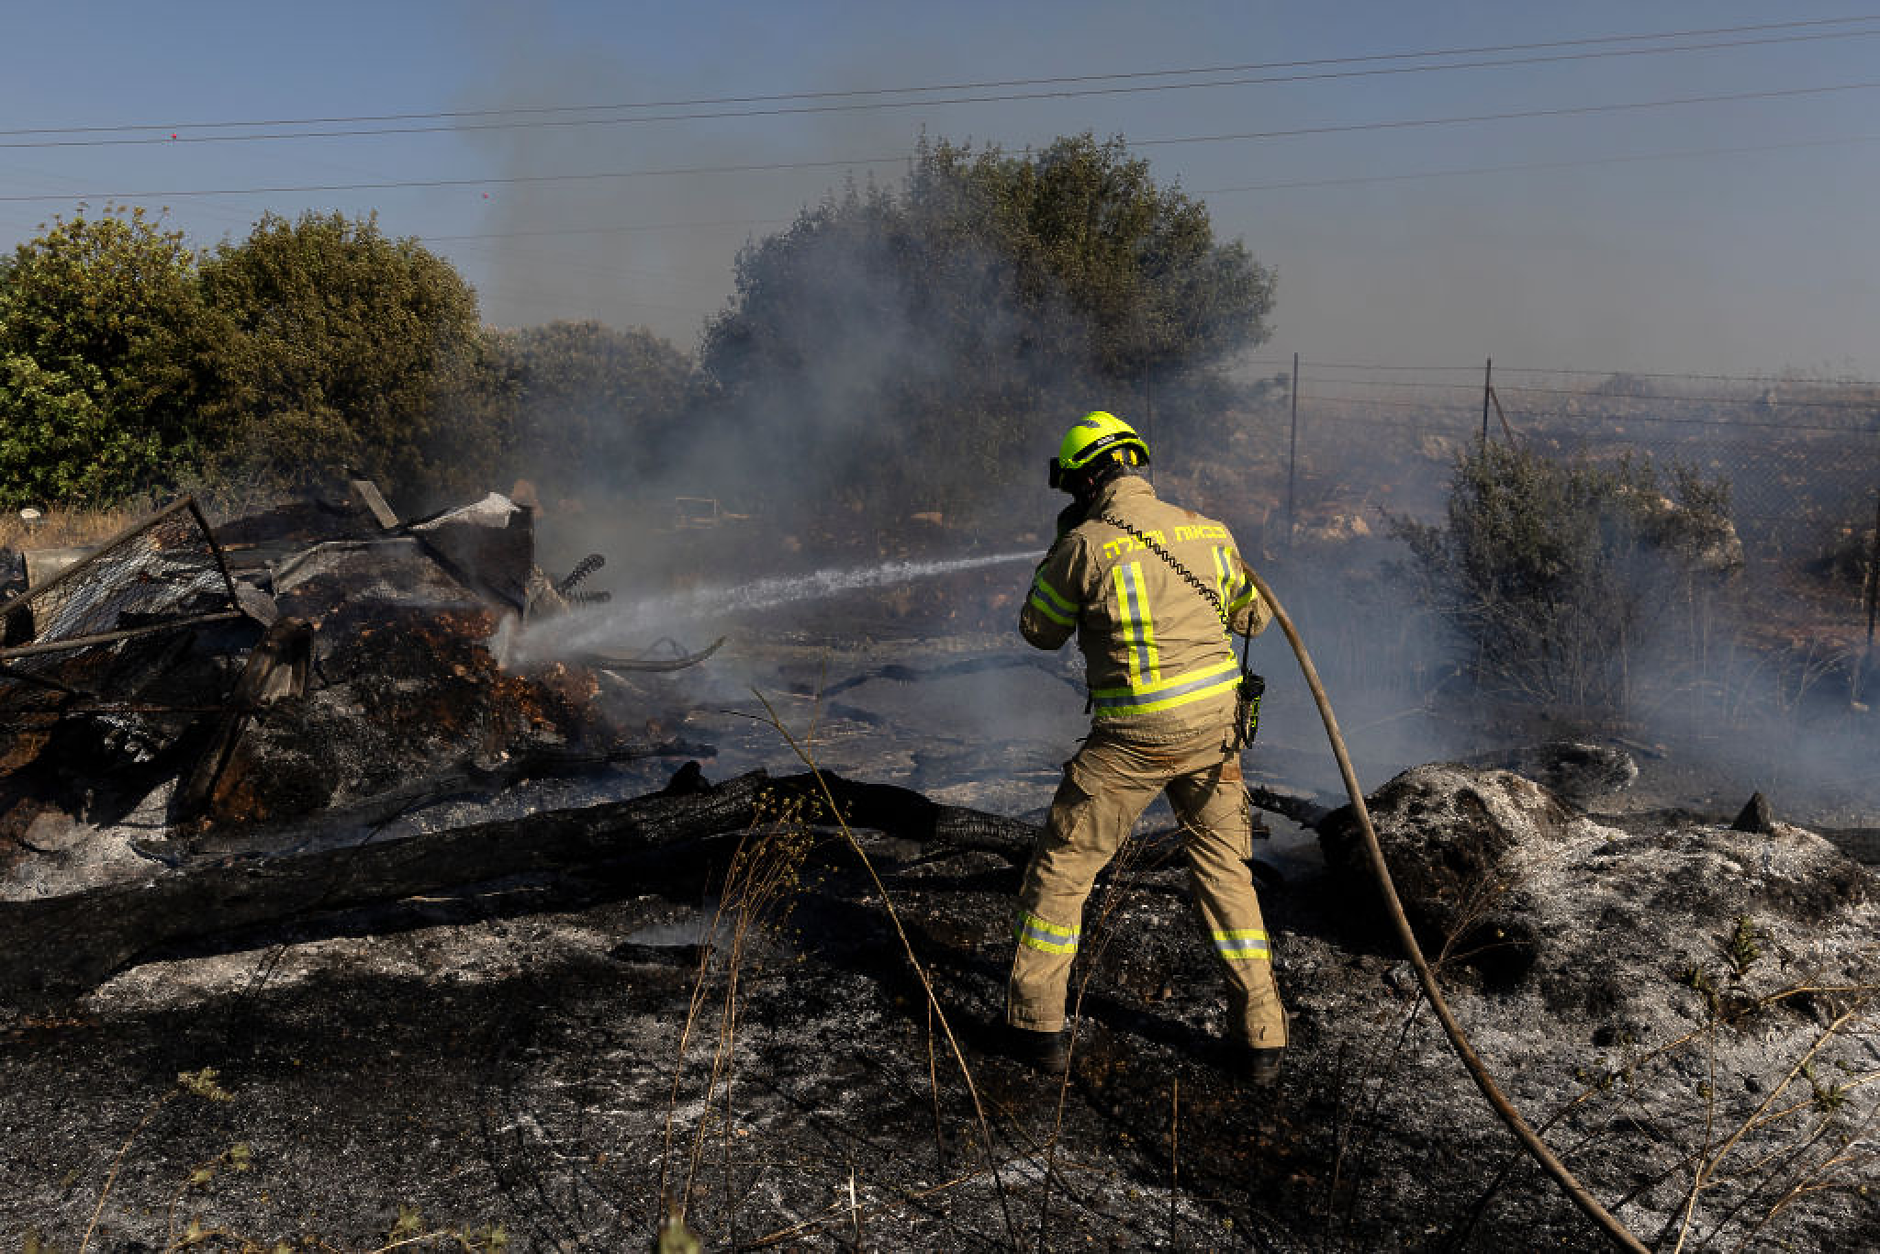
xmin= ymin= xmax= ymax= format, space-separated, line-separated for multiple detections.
xmin=1243 ymin=566 xmax=1648 ymax=1254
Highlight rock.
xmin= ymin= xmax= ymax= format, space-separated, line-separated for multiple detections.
xmin=1295 ymin=511 xmax=1373 ymax=545
xmin=1417 ymin=433 xmax=1462 ymax=462
xmin=1318 ymin=764 xmax=1568 ymax=981
xmin=1731 ymin=790 xmax=1775 ymax=833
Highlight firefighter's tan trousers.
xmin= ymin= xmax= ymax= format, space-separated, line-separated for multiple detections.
xmin=1006 ymin=720 xmax=1287 ymax=1047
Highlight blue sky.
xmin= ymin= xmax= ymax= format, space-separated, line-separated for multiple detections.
xmin=4 ymin=1 xmax=1879 ymax=377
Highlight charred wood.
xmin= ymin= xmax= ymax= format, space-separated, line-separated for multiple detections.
xmin=174 ymin=617 xmax=313 ymax=820
xmin=0 ymin=770 xmax=769 ymax=1007
xmin=763 ymin=771 xmax=1042 ymax=864
xmin=0 ymin=766 xmax=1044 ymax=1008
xmin=1246 ymin=782 xmax=1336 ymax=831
xmin=176 ymin=738 xmax=720 ymax=859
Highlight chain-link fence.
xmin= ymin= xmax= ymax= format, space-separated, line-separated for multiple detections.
xmin=1247 ymin=356 xmax=1880 ymax=571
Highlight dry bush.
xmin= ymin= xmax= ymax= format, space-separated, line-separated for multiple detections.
xmin=1390 ymin=440 xmax=1736 ymax=715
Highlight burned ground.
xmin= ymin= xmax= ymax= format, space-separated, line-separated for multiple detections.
xmin=0 ymin=772 xmax=1600 ymax=1252
xmin=3 ymin=500 xmax=1878 ymax=1251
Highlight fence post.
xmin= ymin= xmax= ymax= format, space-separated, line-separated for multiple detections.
xmin=1287 ymin=351 xmax=1299 ymax=553
xmin=1481 ymin=357 xmax=1493 ymax=443
xmin=1867 ymin=492 xmax=1880 ymax=643
xmin=1862 ymin=489 xmax=1880 ymax=704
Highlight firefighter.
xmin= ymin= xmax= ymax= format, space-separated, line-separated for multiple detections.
xmin=1005 ymin=411 xmax=1287 ymax=1082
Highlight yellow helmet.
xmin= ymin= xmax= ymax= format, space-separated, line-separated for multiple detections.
xmin=1050 ymin=411 xmax=1149 ymax=489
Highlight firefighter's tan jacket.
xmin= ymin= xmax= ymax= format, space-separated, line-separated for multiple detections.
xmin=1021 ymin=475 xmax=1270 ymax=731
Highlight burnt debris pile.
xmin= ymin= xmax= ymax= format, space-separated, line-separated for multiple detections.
xmin=0 ymin=483 xmax=727 ymax=994
xmin=0 ymin=484 xmax=679 ymax=832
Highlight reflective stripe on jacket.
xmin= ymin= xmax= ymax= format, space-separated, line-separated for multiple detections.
xmin=1019 ymin=475 xmax=1270 ymax=728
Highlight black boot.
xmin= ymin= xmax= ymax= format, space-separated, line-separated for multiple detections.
xmin=1246 ymin=1045 xmax=1284 ymax=1086
xmin=1005 ymin=1025 xmax=1070 ymax=1074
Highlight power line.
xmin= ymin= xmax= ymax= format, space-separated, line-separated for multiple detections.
xmin=6 ymin=26 xmax=1880 ymax=149
xmin=13 ymin=77 xmax=1880 ymax=206
xmin=420 ymin=218 xmax=791 ymax=242
xmin=1200 ymin=132 xmax=1880 ymax=194
xmin=1136 ymin=79 xmax=1880 ymax=152
xmin=0 ymin=154 xmax=911 ymax=204
xmin=10 ymin=13 xmax=1874 ymax=138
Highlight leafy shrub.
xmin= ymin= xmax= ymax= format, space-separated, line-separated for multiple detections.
xmin=198 ymin=210 xmax=482 ymax=502
xmin=0 ymin=207 xmax=215 ymax=509
xmin=1391 ymin=440 xmax=1737 ymax=714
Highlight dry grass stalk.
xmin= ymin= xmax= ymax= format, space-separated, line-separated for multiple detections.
xmin=0 ymin=505 xmax=136 ymax=554
xmin=1669 ymin=995 xmax=1874 ymax=1252
xmin=747 ymin=688 xmax=1022 ymax=1248
xmin=657 ymin=794 xmax=816 ymax=1237
xmin=1037 ymin=827 xmax=1178 ymax=1242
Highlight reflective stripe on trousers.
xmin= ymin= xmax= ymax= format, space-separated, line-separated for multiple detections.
xmin=1015 ymin=910 xmax=1079 ymax=955
xmin=1213 ymin=927 xmax=1270 ymax=961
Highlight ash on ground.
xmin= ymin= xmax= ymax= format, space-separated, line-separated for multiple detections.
xmin=3 ymin=507 xmax=1878 ymax=1251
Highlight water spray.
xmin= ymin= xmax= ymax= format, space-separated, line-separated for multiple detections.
xmin=517 ymin=549 xmax=1038 ymax=661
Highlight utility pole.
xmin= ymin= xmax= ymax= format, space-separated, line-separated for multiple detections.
xmin=1287 ymin=351 xmax=1300 ymax=554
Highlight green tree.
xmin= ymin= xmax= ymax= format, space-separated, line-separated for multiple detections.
xmin=905 ymin=133 xmax=1271 ymax=381
xmin=697 ymin=134 xmax=1273 ymax=527
xmin=499 ymin=320 xmax=702 ymax=487
xmin=199 ymin=211 xmax=481 ymax=498
xmin=0 ymin=207 xmax=213 ymax=508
